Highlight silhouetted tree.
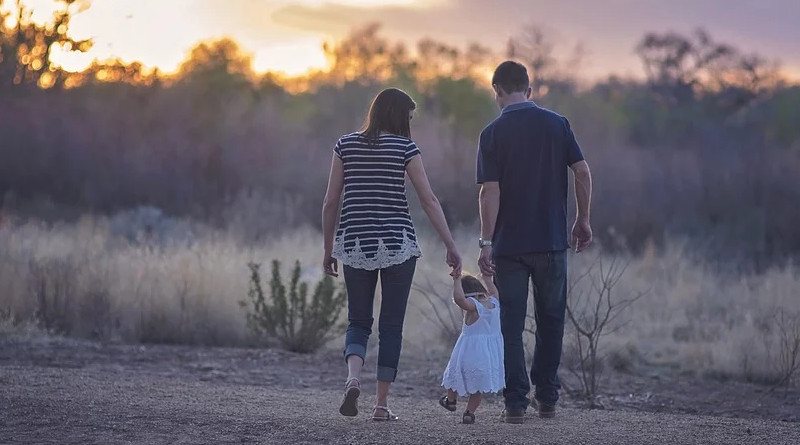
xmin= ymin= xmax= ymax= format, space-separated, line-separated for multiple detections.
xmin=506 ymin=25 xmax=582 ymax=97
xmin=68 ymin=58 xmax=159 ymax=87
xmin=322 ymin=23 xmax=413 ymax=85
xmin=0 ymin=0 xmax=91 ymax=89
xmin=636 ymin=29 xmax=779 ymax=110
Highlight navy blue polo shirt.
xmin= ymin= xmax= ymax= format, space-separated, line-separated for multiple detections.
xmin=476 ymin=101 xmax=585 ymax=255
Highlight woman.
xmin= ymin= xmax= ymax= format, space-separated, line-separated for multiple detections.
xmin=322 ymin=88 xmax=462 ymax=421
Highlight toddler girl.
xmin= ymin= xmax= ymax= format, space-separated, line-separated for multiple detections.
xmin=439 ymin=273 xmax=504 ymax=424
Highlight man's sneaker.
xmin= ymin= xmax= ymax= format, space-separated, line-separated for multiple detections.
xmin=500 ymin=408 xmax=526 ymax=424
xmin=531 ymin=398 xmax=556 ymax=419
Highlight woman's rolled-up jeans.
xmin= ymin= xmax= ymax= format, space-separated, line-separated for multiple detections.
xmin=342 ymin=257 xmax=416 ymax=382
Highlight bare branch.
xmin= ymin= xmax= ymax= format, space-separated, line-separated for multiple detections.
xmin=565 ymin=255 xmax=643 ymax=405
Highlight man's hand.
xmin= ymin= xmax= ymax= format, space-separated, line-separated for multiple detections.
xmin=478 ymin=246 xmax=495 ymax=276
xmin=571 ymin=218 xmax=593 ymax=253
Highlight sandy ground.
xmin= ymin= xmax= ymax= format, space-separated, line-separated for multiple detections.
xmin=1 ymin=337 xmax=798 ymax=445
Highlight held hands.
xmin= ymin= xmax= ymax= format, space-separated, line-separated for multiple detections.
xmin=446 ymin=246 xmax=462 ymax=278
xmin=571 ymin=218 xmax=593 ymax=253
xmin=478 ymin=245 xmax=495 ymax=276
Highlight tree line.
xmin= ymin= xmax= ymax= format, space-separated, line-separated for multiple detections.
xmin=1 ymin=0 xmax=799 ymax=269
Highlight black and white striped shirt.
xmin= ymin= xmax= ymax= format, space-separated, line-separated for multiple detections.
xmin=332 ymin=132 xmax=422 ymax=270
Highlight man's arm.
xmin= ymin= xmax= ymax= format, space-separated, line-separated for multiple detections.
xmin=476 ymin=126 xmax=499 ymax=275
xmin=569 ymin=160 xmax=593 ymax=252
xmin=479 ymin=182 xmax=500 ymax=240
xmin=478 ymin=181 xmax=500 ymax=274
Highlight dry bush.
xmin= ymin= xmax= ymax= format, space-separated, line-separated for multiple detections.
xmin=27 ymin=257 xmax=78 ymax=335
xmin=0 ymin=307 xmax=45 ymax=339
xmin=410 ymin=274 xmax=462 ymax=347
xmin=562 ymin=256 xmax=646 ymax=406
xmin=765 ymin=308 xmax=800 ymax=392
xmin=241 ymin=260 xmax=347 ymax=353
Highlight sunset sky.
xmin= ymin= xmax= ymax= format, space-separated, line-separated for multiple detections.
xmin=17 ymin=0 xmax=800 ymax=79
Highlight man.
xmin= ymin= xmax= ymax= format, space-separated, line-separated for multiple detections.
xmin=476 ymin=61 xmax=593 ymax=424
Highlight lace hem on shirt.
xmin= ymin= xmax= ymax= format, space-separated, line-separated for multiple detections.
xmin=333 ymin=229 xmax=421 ymax=270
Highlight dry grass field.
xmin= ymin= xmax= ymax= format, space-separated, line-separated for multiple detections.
xmin=1 ymin=216 xmax=798 ymax=386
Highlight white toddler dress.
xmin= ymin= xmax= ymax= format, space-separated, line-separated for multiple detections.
xmin=441 ymin=296 xmax=505 ymax=396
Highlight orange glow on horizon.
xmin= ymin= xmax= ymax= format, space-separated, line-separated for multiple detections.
xmin=7 ymin=0 xmax=800 ymax=85
xmin=14 ymin=0 xmax=444 ymax=78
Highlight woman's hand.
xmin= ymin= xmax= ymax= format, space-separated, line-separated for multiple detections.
xmin=446 ymin=246 xmax=462 ymax=278
xmin=323 ymin=253 xmax=338 ymax=277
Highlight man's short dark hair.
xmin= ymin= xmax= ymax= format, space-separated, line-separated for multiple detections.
xmin=492 ymin=61 xmax=529 ymax=94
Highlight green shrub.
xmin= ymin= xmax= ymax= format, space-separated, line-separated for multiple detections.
xmin=241 ymin=260 xmax=347 ymax=353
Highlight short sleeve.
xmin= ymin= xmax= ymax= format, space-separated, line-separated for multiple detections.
xmin=468 ymin=297 xmax=483 ymax=316
xmin=404 ymin=141 xmax=420 ymax=165
xmin=476 ymin=127 xmax=499 ymax=184
xmin=563 ymin=118 xmax=585 ymax=166
xmin=333 ymin=139 xmax=343 ymax=159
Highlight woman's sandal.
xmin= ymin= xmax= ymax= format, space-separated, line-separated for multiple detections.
xmin=372 ymin=405 xmax=399 ymax=421
xmin=339 ymin=377 xmax=360 ymax=417
xmin=462 ymin=411 xmax=476 ymax=424
xmin=438 ymin=395 xmax=457 ymax=412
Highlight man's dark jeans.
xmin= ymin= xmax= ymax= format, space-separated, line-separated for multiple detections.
xmin=342 ymin=257 xmax=416 ymax=383
xmin=495 ymin=250 xmax=567 ymax=411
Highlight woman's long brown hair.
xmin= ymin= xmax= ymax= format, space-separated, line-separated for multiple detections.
xmin=360 ymin=88 xmax=416 ymax=144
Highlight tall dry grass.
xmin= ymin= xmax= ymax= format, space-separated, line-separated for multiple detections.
xmin=0 ymin=216 xmax=797 ymax=383
xmin=0 ymin=216 xmax=322 ymax=345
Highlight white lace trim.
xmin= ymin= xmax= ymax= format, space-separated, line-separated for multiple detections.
xmin=442 ymin=366 xmax=506 ymax=396
xmin=332 ymin=229 xmax=421 ymax=270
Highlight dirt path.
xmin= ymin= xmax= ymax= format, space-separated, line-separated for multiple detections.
xmin=1 ymin=337 xmax=798 ymax=444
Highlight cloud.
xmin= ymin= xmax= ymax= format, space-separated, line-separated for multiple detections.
xmin=46 ymin=0 xmax=800 ymax=79
xmin=270 ymin=0 xmax=800 ymax=78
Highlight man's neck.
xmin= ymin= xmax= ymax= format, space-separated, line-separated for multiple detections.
xmin=502 ymin=93 xmax=529 ymax=108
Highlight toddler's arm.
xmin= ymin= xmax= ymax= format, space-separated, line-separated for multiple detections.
xmin=452 ymin=275 xmax=477 ymax=312
xmin=481 ymin=273 xmax=499 ymax=298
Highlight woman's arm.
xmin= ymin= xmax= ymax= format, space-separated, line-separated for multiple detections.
xmin=452 ymin=276 xmax=477 ymax=312
xmin=405 ymin=155 xmax=462 ymax=276
xmin=321 ymin=154 xmax=344 ymax=276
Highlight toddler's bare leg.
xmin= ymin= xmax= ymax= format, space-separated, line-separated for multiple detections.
xmin=466 ymin=393 xmax=482 ymax=413
xmin=447 ymin=389 xmax=458 ymax=403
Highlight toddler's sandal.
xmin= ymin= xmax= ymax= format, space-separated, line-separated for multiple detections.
xmin=462 ymin=411 xmax=475 ymax=424
xmin=439 ymin=395 xmax=457 ymax=412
